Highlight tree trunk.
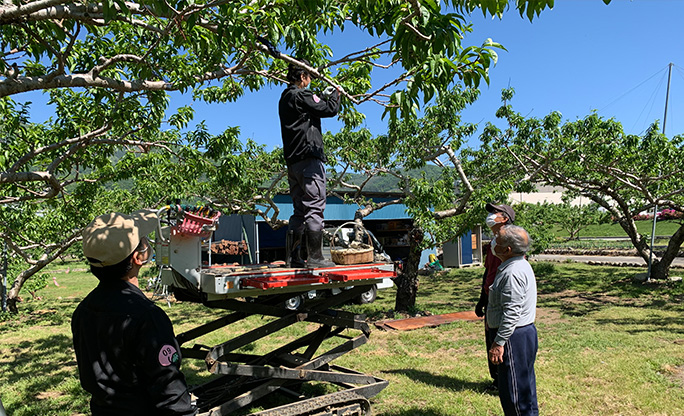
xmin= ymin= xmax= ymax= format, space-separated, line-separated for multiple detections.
xmin=394 ymin=227 xmax=423 ymax=313
xmin=7 ymin=296 xmax=18 ymax=314
xmin=617 ymin=216 xmax=652 ymax=263
xmin=649 ymin=223 xmax=684 ymax=280
xmin=7 ymin=267 xmax=35 ymax=313
xmin=4 ymin=233 xmax=80 ymax=313
xmin=650 ymin=260 xmax=670 ymax=280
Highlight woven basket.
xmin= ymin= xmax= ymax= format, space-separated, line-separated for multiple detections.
xmin=330 ymin=222 xmax=374 ymax=265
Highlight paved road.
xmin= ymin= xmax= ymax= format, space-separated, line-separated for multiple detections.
xmin=532 ymin=254 xmax=684 ymax=267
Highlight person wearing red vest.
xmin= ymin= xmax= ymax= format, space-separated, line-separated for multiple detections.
xmin=475 ymin=202 xmax=515 ymax=389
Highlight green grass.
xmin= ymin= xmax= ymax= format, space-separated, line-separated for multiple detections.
xmin=2 ymin=261 xmax=684 ymax=415
xmin=547 ymin=239 xmax=668 ymax=251
xmin=553 ymin=220 xmax=682 ymax=239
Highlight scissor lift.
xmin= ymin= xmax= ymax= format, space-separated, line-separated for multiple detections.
xmin=153 ymin=207 xmax=393 ymax=415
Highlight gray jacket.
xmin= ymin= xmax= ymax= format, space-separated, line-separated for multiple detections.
xmin=486 ymin=256 xmax=537 ymax=346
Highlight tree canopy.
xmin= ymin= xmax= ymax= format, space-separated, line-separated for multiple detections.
xmin=1 ymin=0 xmax=566 ymax=311
xmin=480 ymin=88 xmax=684 ymax=279
xmin=14 ymin=0 xmax=645 ymax=314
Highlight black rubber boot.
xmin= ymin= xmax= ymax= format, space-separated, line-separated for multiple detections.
xmin=305 ymin=230 xmax=335 ymax=268
xmin=286 ymin=230 xmax=306 ymax=268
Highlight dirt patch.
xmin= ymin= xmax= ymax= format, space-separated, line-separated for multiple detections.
xmin=536 ymin=307 xmax=570 ymax=325
xmin=539 ymin=289 xmax=622 ymax=305
xmin=661 ymin=364 xmax=684 ymax=387
xmin=544 ymin=248 xmax=684 ymax=257
xmin=36 ymin=391 xmax=64 ymax=400
xmin=675 ymin=365 xmax=684 ymax=386
xmin=51 ymin=268 xmax=88 ymax=274
xmin=34 ymin=309 xmax=59 ymax=315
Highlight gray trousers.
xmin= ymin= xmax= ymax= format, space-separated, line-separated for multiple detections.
xmin=287 ymin=158 xmax=326 ymax=232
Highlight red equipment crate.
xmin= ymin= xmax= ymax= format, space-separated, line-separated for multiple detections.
xmin=242 ymin=274 xmax=330 ymax=290
xmin=323 ymin=268 xmax=396 ymax=282
xmin=177 ymin=211 xmax=221 ymax=238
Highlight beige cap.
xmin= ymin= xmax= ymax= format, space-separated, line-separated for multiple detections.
xmin=82 ymin=210 xmax=158 ymax=267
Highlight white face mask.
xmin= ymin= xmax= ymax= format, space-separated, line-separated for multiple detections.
xmin=485 ymin=213 xmax=499 ymax=228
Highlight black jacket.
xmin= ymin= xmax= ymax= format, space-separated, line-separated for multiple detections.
xmin=279 ymin=85 xmax=340 ymax=164
xmin=72 ymin=279 xmax=195 ymax=416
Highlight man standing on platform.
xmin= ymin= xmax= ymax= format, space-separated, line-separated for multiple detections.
xmin=279 ymin=59 xmax=340 ymax=268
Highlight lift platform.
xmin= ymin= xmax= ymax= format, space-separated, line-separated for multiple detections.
xmin=152 ymin=206 xmax=394 ymax=415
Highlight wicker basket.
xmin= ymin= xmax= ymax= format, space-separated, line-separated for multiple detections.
xmin=330 ymin=222 xmax=374 ymax=265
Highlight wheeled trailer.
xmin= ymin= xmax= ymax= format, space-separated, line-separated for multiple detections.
xmin=153 ymin=206 xmax=394 ymax=415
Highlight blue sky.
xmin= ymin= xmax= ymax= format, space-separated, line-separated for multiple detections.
xmin=460 ymin=0 xmax=684 ymax=143
xmin=17 ymin=0 xmax=684 ymax=151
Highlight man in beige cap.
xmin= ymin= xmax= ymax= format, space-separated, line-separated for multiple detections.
xmin=72 ymin=211 xmax=196 ymax=416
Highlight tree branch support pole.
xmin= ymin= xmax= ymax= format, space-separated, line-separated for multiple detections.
xmin=648 ymin=62 xmax=673 ymax=281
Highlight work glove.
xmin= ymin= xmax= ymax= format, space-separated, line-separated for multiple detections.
xmin=475 ymin=299 xmax=486 ymax=317
xmin=321 ymin=86 xmax=336 ymax=99
xmin=475 ymin=290 xmax=487 ymax=317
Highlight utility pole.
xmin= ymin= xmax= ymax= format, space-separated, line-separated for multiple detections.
xmin=647 ymin=62 xmax=673 ymax=281
xmin=1 ymin=241 xmax=7 ymax=312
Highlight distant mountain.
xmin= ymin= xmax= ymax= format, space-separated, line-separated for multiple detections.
xmin=336 ymin=165 xmax=444 ymax=193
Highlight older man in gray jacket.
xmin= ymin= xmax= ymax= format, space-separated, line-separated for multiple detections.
xmin=487 ymin=224 xmax=538 ymax=416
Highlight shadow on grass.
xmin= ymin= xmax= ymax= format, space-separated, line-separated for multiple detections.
xmin=532 ymin=262 xmax=684 ymax=316
xmin=1 ymin=334 xmax=89 ymax=415
xmin=594 ymin=316 xmax=684 ymax=335
xmin=384 ymin=368 xmax=498 ymax=396
xmin=415 ymin=268 xmax=483 ymax=313
xmin=0 ymin=298 xmax=80 ymax=335
xmin=378 ymin=407 xmax=464 ymax=416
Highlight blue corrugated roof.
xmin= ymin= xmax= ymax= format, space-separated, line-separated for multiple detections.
xmin=258 ymin=194 xmax=410 ymax=222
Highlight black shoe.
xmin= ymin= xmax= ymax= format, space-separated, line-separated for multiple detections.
xmin=286 ymin=230 xmax=306 ymax=268
xmin=305 ymin=230 xmax=335 ymax=268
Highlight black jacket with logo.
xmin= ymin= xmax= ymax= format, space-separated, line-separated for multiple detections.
xmin=279 ymin=85 xmax=340 ymax=165
xmin=72 ymin=279 xmax=195 ymax=416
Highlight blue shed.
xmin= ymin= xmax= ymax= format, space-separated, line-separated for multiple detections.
xmin=213 ymin=193 xmax=434 ymax=268
xmin=442 ymin=225 xmax=483 ymax=268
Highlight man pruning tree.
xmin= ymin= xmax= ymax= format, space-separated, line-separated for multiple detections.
xmin=279 ymin=59 xmax=340 ymax=268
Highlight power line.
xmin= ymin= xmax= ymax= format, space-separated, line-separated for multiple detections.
xmin=630 ymin=70 xmax=667 ymax=135
xmin=599 ymin=66 xmax=669 ymax=113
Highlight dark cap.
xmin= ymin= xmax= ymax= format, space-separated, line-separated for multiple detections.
xmin=485 ymin=203 xmax=515 ymax=223
xmin=286 ymin=58 xmax=315 ymax=84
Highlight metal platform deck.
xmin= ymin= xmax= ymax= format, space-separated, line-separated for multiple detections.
xmin=162 ymin=262 xmax=396 ymax=301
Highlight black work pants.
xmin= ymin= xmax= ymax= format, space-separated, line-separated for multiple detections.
xmin=287 ymin=158 xmax=326 ymax=233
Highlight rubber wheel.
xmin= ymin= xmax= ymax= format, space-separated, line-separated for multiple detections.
xmin=284 ymin=295 xmax=303 ymax=310
xmin=357 ymin=285 xmax=377 ymax=304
